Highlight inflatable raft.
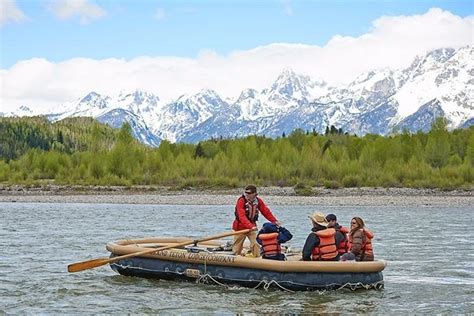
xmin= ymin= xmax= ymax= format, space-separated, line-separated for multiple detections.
xmin=106 ymin=237 xmax=386 ymax=291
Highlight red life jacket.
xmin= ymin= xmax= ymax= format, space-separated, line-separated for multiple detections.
xmin=348 ymin=228 xmax=374 ymax=257
xmin=259 ymin=232 xmax=281 ymax=257
xmin=234 ymin=195 xmax=260 ymax=223
xmin=311 ymin=228 xmax=338 ymax=261
xmin=337 ymin=226 xmax=350 ymax=254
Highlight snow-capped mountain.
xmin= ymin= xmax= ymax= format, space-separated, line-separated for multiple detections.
xmin=2 ymin=105 xmax=35 ymax=117
xmin=152 ymin=89 xmax=229 ymax=143
xmin=394 ymin=47 xmax=474 ymax=127
xmin=97 ymin=108 xmax=161 ymax=147
xmin=63 ymin=92 xmax=112 ymax=119
xmin=116 ymin=90 xmax=162 ymax=117
xmin=3 ymin=46 xmax=473 ymax=146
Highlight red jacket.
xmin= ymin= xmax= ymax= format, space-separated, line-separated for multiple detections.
xmin=232 ymin=196 xmax=277 ymax=230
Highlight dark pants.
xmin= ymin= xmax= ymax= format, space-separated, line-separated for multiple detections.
xmin=262 ymin=253 xmax=286 ymax=261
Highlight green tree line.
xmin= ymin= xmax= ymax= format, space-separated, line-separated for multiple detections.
xmin=0 ymin=116 xmax=473 ymax=190
xmin=0 ymin=116 xmax=118 ymax=160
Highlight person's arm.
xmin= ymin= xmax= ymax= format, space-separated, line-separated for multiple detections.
xmin=235 ymin=198 xmax=256 ymax=229
xmin=258 ymin=198 xmax=278 ymax=223
xmin=335 ymin=231 xmax=344 ymax=247
xmin=302 ymin=233 xmax=318 ymax=261
xmin=277 ymin=226 xmax=293 ymax=244
xmin=350 ymin=230 xmax=364 ymax=255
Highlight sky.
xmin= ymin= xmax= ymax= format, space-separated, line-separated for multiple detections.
xmin=0 ymin=0 xmax=473 ymax=112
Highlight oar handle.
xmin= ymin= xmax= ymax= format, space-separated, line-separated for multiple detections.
xmin=68 ymin=228 xmax=254 ymax=273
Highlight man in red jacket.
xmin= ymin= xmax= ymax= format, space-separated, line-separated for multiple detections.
xmin=232 ymin=184 xmax=281 ymax=257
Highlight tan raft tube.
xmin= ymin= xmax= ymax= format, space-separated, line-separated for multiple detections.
xmin=106 ymin=237 xmax=387 ymax=273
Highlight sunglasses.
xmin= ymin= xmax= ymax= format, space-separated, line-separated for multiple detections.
xmin=351 ymin=221 xmax=357 ymax=224
xmin=245 ymin=191 xmax=255 ymax=194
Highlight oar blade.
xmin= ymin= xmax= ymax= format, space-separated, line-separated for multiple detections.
xmin=67 ymin=258 xmax=110 ymax=273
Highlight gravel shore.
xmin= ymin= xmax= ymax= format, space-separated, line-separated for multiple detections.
xmin=0 ymin=185 xmax=472 ymax=207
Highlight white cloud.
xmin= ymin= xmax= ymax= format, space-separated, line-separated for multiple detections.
xmin=0 ymin=0 xmax=27 ymax=26
xmin=48 ymin=0 xmax=106 ymax=24
xmin=154 ymin=7 xmax=165 ymax=21
xmin=1 ymin=8 xmax=473 ymax=112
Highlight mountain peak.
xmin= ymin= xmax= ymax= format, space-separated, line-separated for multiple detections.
xmin=198 ymin=88 xmax=220 ymax=98
xmin=78 ymin=92 xmax=109 ymax=109
xmin=80 ymin=91 xmax=100 ymax=102
xmin=115 ymin=90 xmax=161 ymax=119
xmin=236 ymin=88 xmax=258 ymax=103
xmin=279 ymin=67 xmax=297 ymax=77
xmin=268 ymin=68 xmax=311 ymax=103
xmin=118 ymin=90 xmax=160 ymax=104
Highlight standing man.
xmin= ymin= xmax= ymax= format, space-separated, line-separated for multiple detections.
xmin=232 ymin=184 xmax=281 ymax=257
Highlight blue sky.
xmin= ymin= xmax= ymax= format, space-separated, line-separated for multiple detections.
xmin=0 ymin=0 xmax=473 ymax=111
xmin=1 ymin=0 xmax=472 ymax=68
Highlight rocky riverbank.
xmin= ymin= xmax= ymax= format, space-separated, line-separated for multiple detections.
xmin=0 ymin=185 xmax=472 ymax=207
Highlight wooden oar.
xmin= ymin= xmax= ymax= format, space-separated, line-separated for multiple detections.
xmin=67 ymin=228 xmax=254 ymax=273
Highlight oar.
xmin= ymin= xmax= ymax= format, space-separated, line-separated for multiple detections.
xmin=67 ymin=228 xmax=254 ymax=273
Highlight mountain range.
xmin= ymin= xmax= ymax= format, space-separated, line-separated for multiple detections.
xmin=3 ymin=46 xmax=473 ymax=146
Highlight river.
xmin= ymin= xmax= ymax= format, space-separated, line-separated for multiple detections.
xmin=1 ymin=202 xmax=473 ymax=314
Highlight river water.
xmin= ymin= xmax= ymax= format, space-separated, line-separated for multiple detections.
xmin=1 ymin=202 xmax=473 ymax=314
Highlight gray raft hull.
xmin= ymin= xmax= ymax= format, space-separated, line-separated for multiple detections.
xmin=110 ymin=257 xmax=384 ymax=291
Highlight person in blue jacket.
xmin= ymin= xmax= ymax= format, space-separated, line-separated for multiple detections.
xmin=256 ymin=222 xmax=293 ymax=260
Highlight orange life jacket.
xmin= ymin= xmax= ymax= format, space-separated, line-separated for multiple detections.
xmin=337 ymin=226 xmax=350 ymax=254
xmin=348 ymin=228 xmax=374 ymax=258
xmin=362 ymin=229 xmax=374 ymax=258
xmin=259 ymin=232 xmax=281 ymax=257
xmin=311 ymin=228 xmax=338 ymax=261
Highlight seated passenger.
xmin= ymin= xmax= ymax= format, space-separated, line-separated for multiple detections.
xmin=302 ymin=211 xmax=338 ymax=261
xmin=256 ymin=222 xmax=293 ymax=260
xmin=326 ymin=213 xmax=350 ymax=259
xmin=340 ymin=216 xmax=374 ymax=261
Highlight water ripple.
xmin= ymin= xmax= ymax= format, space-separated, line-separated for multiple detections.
xmin=1 ymin=203 xmax=473 ymax=314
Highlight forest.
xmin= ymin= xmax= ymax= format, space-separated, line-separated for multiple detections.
xmin=0 ymin=116 xmax=473 ymax=191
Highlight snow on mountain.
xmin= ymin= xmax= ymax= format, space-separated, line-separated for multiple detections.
xmin=264 ymin=68 xmax=329 ymax=111
xmin=347 ymin=70 xmax=398 ymax=106
xmin=51 ymin=91 xmax=113 ymax=121
xmin=2 ymin=105 xmax=35 ymax=117
xmin=114 ymin=90 xmax=163 ymax=136
xmin=236 ymin=89 xmax=269 ymax=120
xmin=97 ymin=108 xmax=161 ymax=146
xmin=394 ymin=99 xmax=446 ymax=133
xmin=2 ymin=46 xmax=472 ymax=146
xmin=152 ymin=89 xmax=229 ymax=143
xmin=266 ymin=68 xmax=311 ymax=105
xmin=179 ymin=102 xmax=242 ymax=143
xmin=116 ymin=90 xmax=162 ymax=117
xmin=53 ymin=90 xmax=163 ymax=146
xmin=392 ymin=46 xmax=473 ymax=127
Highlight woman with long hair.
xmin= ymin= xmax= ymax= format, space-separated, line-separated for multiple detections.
xmin=340 ymin=216 xmax=374 ymax=261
